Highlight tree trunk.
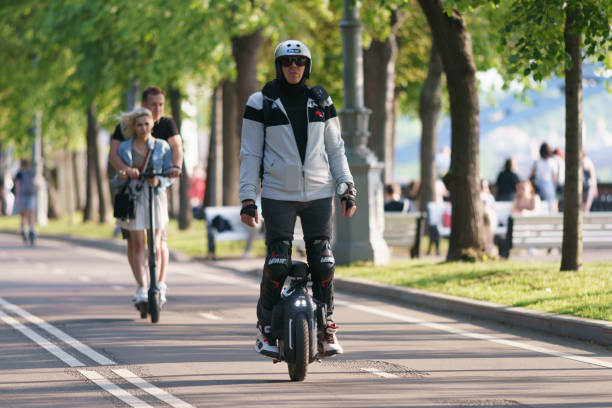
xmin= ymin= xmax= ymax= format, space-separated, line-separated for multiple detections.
xmin=417 ymin=0 xmax=486 ymax=260
xmin=205 ymin=83 xmax=223 ymax=207
xmin=364 ymin=11 xmax=401 ymax=183
xmin=87 ymin=102 xmax=111 ymax=223
xmin=73 ymin=150 xmax=85 ymax=211
xmin=0 ymin=140 xmax=6 ymax=215
xmin=222 ymin=79 xmax=239 ymax=205
xmin=169 ymin=85 xmax=192 ymax=230
xmin=419 ymin=42 xmax=443 ymax=212
xmin=560 ymin=8 xmax=583 ymax=271
xmin=83 ymin=105 xmax=98 ymax=222
xmin=42 ymin=141 xmax=60 ymax=219
xmin=229 ymin=30 xmax=262 ymax=205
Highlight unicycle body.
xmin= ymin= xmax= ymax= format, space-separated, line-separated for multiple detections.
xmin=269 ymin=261 xmax=326 ymax=382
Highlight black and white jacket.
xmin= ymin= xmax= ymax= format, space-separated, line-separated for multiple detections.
xmin=239 ymin=80 xmax=353 ymax=202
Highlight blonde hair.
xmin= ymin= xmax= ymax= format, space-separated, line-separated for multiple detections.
xmin=119 ymin=107 xmax=153 ymax=139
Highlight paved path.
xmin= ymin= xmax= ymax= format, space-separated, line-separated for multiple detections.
xmin=1 ymin=233 xmax=612 ymax=407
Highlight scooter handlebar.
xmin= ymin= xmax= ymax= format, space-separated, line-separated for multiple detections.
xmin=139 ymin=171 xmax=170 ymax=179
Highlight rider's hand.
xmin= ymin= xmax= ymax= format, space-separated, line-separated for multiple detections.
xmin=118 ymin=169 xmax=128 ymax=180
xmin=168 ymin=165 xmax=182 ymax=178
xmin=341 ymin=195 xmax=357 ymax=217
xmin=126 ymin=168 xmax=140 ymax=179
xmin=240 ymin=200 xmax=259 ymax=228
xmin=147 ymin=177 xmax=160 ymax=187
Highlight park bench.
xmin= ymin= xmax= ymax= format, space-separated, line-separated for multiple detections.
xmin=204 ymin=206 xmax=305 ymax=258
xmin=504 ymin=211 xmax=612 ymax=257
xmin=383 ymin=212 xmax=424 ymax=258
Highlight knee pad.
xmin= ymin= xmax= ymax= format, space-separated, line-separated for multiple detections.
xmin=263 ymin=239 xmax=292 ymax=286
xmin=307 ymin=238 xmax=335 ymax=287
xmin=259 ymin=239 xmax=292 ymax=312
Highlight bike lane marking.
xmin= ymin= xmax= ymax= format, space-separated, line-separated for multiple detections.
xmin=0 ymin=296 xmax=115 ymax=365
xmin=199 ymin=312 xmax=223 ymax=321
xmin=0 ymin=309 xmax=85 ymax=367
xmin=0 ymin=296 xmax=194 ymax=407
xmin=113 ymin=369 xmax=195 ymax=408
xmin=359 ymin=367 xmax=399 ymax=378
xmin=337 ymin=299 xmax=612 ymax=370
xmin=78 ymin=370 xmax=154 ymax=408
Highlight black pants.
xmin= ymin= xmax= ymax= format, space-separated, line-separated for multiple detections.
xmin=257 ymin=197 xmax=335 ymax=324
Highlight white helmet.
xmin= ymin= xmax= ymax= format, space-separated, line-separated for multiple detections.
xmin=274 ymin=40 xmax=312 ymax=79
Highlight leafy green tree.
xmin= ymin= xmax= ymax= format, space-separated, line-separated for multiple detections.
xmin=498 ymin=0 xmax=612 ymax=271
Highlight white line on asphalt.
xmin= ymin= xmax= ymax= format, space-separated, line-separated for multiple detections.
xmin=79 ymin=276 xmax=92 ymax=282
xmin=78 ymin=370 xmax=154 ymax=408
xmin=0 ymin=310 xmax=84 ymax=367
xmin=0 ymin=297 xmax=116 ymax=366
xmin=360 ymin=367 xmax=398 ymax=378
xmin=199 ymin=312 xmax=223 ymax=321
xmin=112 ymin=285 xmax=125 ymax=291
xmin=113 ymin=368 xmax=195 ymax=408
xmin=337 ymin=299 xmax=612 ymax=370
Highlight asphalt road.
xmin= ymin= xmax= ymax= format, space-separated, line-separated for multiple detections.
xmin=1 ymin=232 xmax=611 ymax=408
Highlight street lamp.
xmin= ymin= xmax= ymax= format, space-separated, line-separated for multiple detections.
xmin=334 ymin=0 xmax=389 ymax=265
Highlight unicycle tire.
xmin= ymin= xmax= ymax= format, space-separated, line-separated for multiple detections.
xmin=148 ymin=291 xmax=160 ymax=323
xmin=288 ymin=314 xmax=309 ymax=381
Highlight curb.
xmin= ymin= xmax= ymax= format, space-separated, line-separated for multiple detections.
xmin=332 ymin=276 xmax=612 ymax=347
xmin=4 ymin=230 xmax=610 ymax=347
xmin=236 ymin=264 xmax=611 ymax=347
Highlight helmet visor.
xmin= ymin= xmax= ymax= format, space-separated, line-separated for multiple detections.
xmin=278 ymin=56 xmax=309 ymax=67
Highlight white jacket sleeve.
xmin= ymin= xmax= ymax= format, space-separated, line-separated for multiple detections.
xmin=323 ymin=97 xmax=353 ymax=186
xmin=239 ymin=92 xmax=265 ymax=202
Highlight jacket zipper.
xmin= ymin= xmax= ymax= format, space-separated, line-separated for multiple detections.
xmin=277 ymin=98 xmax=307 ymax=199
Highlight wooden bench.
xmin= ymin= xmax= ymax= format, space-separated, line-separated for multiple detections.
xmin=383 ymin=212 xmax=424 ymax=258
xmin=505 ymin=212 xmax=612 ymax=257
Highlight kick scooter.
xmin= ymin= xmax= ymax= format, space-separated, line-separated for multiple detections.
xmin=135 ymin=171 xmax=167 ymax=323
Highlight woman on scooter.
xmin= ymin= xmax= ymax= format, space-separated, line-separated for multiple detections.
xmin=112 ymin=107 xmax=174 ymax=307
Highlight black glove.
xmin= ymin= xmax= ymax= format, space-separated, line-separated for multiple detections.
xmin=240 ymin=203 xmax=258 ymax=218
xmin=341 ymin=195 xmax=356 ymax=209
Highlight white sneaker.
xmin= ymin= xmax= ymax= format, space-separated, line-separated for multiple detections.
xmin=254 ymin=323 xmax=279 ymax=358
xmin=132 ymin=287 xmax=147 ymax=304
xmin=319 ymin=320 xmax=344 ymax=356
xmin=158 ymin=282 xmax=167 ymax=307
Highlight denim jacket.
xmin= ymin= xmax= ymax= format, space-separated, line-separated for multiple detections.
xmin=110 ymin=136 xmax=174 ymax=194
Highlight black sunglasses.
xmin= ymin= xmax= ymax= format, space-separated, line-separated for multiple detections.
xmin=279 ymin=56 xmax=308 ymax=67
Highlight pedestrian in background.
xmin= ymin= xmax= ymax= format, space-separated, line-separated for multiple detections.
xmin=582 ymin=151 xmax=598 ymax=212
xmin=109 ymin=86 xmax=183 ymax=307
xmin=112 ymin=107 xmax=174 ymax=307
xmin=495 ymin=157 xmax=520 ymax=201
xmin=13 ymin=159 xmax=38 ymax=243
xmin=512 ymin=180 xmax=541 ymax=215
xmin=384 ymin=182 xmax=410 ymax=212
xmin=530 ymin=142 xmax=557 ymax=213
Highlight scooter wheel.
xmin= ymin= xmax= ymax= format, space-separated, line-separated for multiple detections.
xmin=149 ymin=291 xmax=160 ymax=323
xmin=288 ymin=314 xmax=309 ymax=381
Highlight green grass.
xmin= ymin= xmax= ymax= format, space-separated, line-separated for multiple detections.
xmin=0 ymin=214 xmax=266 ymax=259
xmin=336 ymin=259 xmax=612 ymax=321
xmin=2 ymin=214 xmax=609 ymax=321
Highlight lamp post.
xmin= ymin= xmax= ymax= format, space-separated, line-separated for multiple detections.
xmin=334 ymin=0 xmax=389 ymax=265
